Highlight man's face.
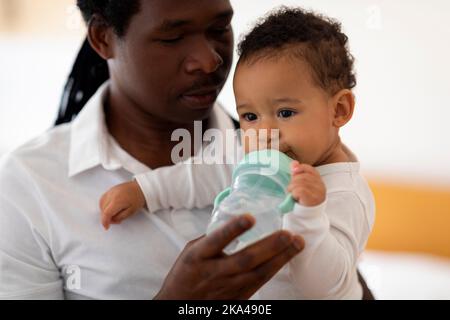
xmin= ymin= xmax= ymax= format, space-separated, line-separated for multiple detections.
xmin=109 ymin=0 xmax=234 ymax=123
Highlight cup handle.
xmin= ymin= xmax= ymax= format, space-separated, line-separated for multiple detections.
xmin=213 ymin=187 xmax=231 ymax=209
xmin=278 ymin=194 xmax=296 ymax=214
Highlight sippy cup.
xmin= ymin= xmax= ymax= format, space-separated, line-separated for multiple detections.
xmin=206 ymin=149 xmax=296 ymax=254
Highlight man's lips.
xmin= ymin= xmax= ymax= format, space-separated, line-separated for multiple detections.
xmin=180 ymin=87 xmax=220 ymax=109
xmin=183 ymin=86 xmax=220 ymax=96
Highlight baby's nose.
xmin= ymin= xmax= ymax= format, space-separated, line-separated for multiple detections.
xmin=257 ymin=128 xmax=281 ymax=149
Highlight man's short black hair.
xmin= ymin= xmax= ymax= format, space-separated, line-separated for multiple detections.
xmin=238 ymin=6 xmax=356 ymax=94
xmin=56 ymin=1 xmax=140 ymax=125
xmin=77 ymin=0 xmax=141 ymax=37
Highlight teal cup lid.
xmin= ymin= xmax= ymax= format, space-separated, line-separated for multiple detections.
xmin=233 ymin=149 xmax=294 ymax=185
xmin=214 ymin=149 xmax=296 ymax=214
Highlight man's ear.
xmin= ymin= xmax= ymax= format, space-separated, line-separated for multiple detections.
xmin=331 ymin=89 xmax=355 ymax=128
xmin=87 ymin=14 xmax=115 ymax=60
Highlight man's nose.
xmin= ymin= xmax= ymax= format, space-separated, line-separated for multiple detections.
xmin=184 ymin=39 xmax=224 ymax=74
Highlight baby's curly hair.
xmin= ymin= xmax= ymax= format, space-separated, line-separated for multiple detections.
xmin=238 ymin=7 xmax=356 ymax=95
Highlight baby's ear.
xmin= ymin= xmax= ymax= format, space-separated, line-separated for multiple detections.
xmin=331 ymin=89 xmax=355 ymax=128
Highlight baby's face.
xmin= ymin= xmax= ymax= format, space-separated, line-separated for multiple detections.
xmin=233 ymin=56 xmax=339 ymax=166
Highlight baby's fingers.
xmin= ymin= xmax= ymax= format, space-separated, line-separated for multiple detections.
xmin=291 ymin=162 xmax=318 ymax=176
xmin=111 ymin=207 xmax=135 ymax=225
xmin=99 ymin=192 xmax=110 ymax=211
xmin=290 ymin=161 xmax=301 ymax=174
xmin=101 ymin=213 xmax=112 ymax=231
xmin=101 ymin=202 xmax=126 ymax=230
xmin=101 ymin=208 xmax=114 ymax=231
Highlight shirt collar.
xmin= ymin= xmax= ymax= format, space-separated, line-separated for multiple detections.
xmin=69 ymin=81 xmax=111 ymax=177
xmin=68 ymin=81 xmax=236 ymax=177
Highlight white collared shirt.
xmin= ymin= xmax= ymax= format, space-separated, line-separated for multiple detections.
xmin=0 ymin=82 xmax=373 ymax=300
xmin=0 ymin=82 xmax=234 ymax=299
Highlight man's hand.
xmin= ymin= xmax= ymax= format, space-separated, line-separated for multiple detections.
xmin=287 ymin=161 xmax=326 ymax=207
xmin=99 ymin=181 xmax=146 ymax=230
xmin=154 ymin=214 xmax=305 ymax=300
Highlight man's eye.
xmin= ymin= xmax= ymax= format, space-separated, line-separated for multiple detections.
xmin=212 ymin=25 xmax=231 ymax=35
xmin=278 ymin=109 xmax=296 ymax=118
xmin=242 ymin=113 xmax=258 ymax=122
xmin=159 ymin=37 xmax=183 ymax=44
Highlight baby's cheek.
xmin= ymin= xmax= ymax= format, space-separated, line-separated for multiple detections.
xmin=241 ymin=136 xmax=255 ymax=154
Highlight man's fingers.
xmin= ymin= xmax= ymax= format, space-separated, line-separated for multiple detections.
xmin=185 ymin=235 xmax=205 ymax=247
xmin=229 ymin=235 xmax=304 ymax=298
xmin=193 ymin=214 xmax=255 ymax=258
xmin=253 ymin=235 xmax=304 ymax=278
xmin=220 ymin=230 xmax=295 ymax=274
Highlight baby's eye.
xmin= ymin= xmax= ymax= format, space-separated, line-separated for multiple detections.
xmin=242 ymin=113 xmax=258 ymax=122
xmin=277 ymin=109 xmax=297 ymax=118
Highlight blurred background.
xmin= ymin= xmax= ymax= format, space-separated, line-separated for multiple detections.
xmin=0 ymin=0 xmax=449 ymax=299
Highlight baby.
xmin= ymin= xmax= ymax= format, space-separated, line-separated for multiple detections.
xmin=99 ymin=7 xmax=375 ymax=299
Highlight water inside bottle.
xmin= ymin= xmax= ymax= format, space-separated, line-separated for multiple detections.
xmin=207 ymin=190 xmax=283 ymax=254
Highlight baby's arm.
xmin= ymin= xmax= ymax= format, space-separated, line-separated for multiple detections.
xmin=135 ymin=134 xmax=243 ymax=213
xmin=285 ymin=162 xmax=373 ymax=299
xmin=99 ymin=134 xmax=242 ymax=229
xmin=99 ymin=158 xmax=234 ymax=229
xmin=135 ymin=157 xmax=234 ymax=213
xmin=99 ymin=160 xmax=234 ymax=229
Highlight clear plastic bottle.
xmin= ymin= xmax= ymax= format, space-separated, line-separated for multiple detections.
xmin=206 ymin=150 xmax=296 ymax=254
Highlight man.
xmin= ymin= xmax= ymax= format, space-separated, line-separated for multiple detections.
xmin=0 ymin=0 xmax=305 ymax=299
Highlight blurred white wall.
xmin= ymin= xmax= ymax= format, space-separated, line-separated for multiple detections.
xmin=222 ymin=0 xmax=450 ymax=187
xmin=1 ymin=0 xmax=450 ymax=187
xmin=0 ymin=36 xmax=83 ymax=154
xmin=0 ymin=0 xmax=84 ymax=154
xmin=359 ymin=250 xmax=450 ymax=299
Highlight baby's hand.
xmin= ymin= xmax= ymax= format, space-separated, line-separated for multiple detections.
xmin=99 ymin=180 xmax=146 ymax=230
xmin=287 ymin=161 xmax=326 ymax=207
